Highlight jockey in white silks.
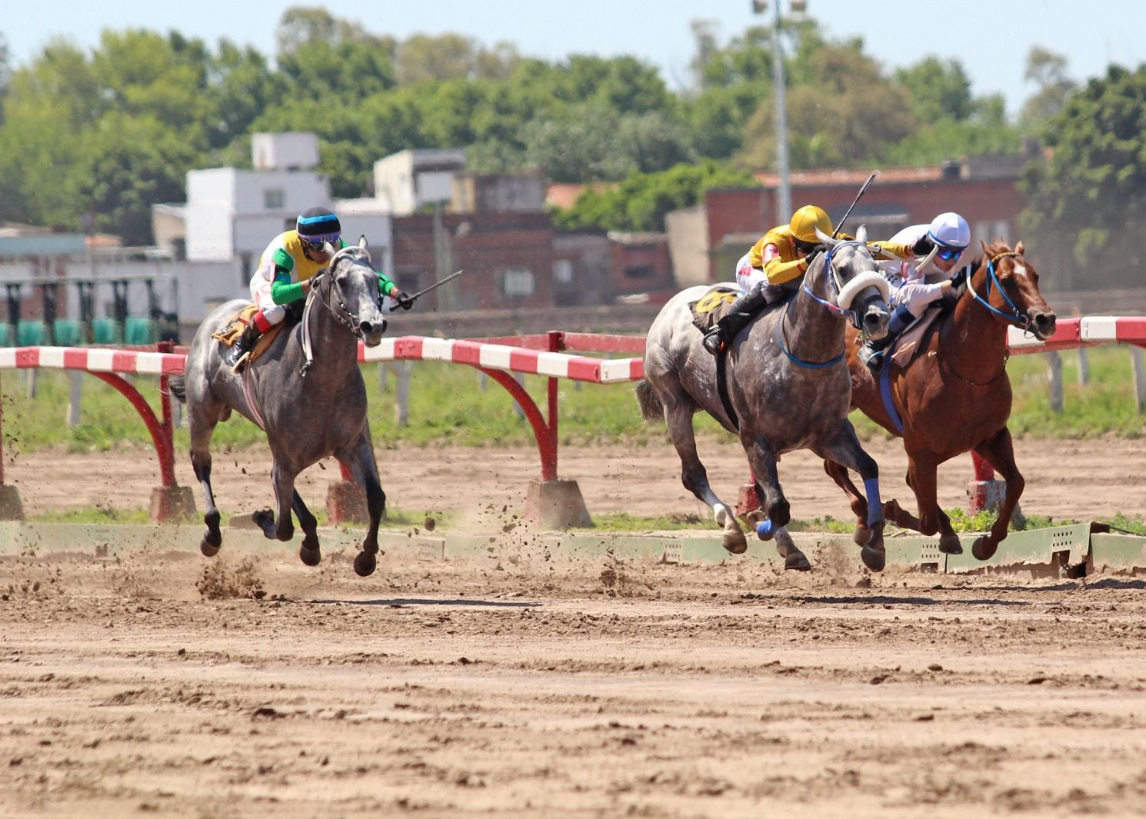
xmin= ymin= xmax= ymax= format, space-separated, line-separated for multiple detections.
xmin=857 ymin=212 xmax=972 ymax=369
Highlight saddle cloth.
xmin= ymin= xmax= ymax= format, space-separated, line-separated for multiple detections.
xmin=888 ymin=305 xmax=944 ymax=368
xmin=689 ymin=285 xmax=740 ymax=334
xmin=211 ymin=305 xmax=286 ymax=366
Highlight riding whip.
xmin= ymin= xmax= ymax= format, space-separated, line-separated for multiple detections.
xmin=409 ymin=269 xmax=464 ymax=303
xmin=833 ymin=171 xmax=878 ymax=238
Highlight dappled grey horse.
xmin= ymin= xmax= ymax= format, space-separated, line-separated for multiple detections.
xmin=170 ymin=239 xmax=390 ymax=578
xmin=637 ymin=227 xmax=895 ymax=571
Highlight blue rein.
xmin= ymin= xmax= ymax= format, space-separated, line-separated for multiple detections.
xmin=777 ymin=241 xmax=867 ymax=369
xmin=969 ymin=252 xmax=1029 ymax=328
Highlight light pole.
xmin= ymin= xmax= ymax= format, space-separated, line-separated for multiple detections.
xmin=752 ymin=0 xmax=804 ymax=224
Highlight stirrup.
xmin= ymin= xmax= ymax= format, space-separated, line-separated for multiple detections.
xmin=702 ymin=329 xmax=725 ymax=356
xmin=230 ymin=350 xmax=251 ymax=375
xmin=858 ymin=344 xmax=884 ymax=370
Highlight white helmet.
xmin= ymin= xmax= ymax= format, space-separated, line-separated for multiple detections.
xmin=927 ymin=212 xmax=970 ymax=250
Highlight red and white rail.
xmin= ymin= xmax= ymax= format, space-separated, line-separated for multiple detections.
xmin=1007 ymin=316 xmax=1146 ymax=352
xmin=362 ymin=336 xmax=644 ymax=383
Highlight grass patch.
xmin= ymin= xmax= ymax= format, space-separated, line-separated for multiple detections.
xmin=30 ymin=505 xmax=153 ymax=525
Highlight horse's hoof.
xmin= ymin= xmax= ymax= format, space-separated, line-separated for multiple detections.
xmin=722 ymin=529 xmax=748 ymax=555
xmin=853 ymin=525 xmax=872 ymax=546
xmin=861 ymin=545 xmax=886 ymax=572
xmin=200 ymin=538 xmax=220 ymax=557
xmin=972 ymin=536 xmax=997 ymax=561
xmin=253 ymin=509 xmax=276 ymax=539
xmin=354 ymin=550 xmax=377 ymax=577
xmin=784 ymin=552 xmax=812 ymax=571
xmin=938 ymin=534 xmax=963 ymax=555
xmin=299 ymin=545 xmax=321 ymax=567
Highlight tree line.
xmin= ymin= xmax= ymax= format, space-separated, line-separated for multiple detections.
xmin=0 ymin=6 xmax=1140 ymax=277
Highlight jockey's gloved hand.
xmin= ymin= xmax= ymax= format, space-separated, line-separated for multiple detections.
xmin=804 ymin=244 xmax=828 ymax=268
xmin=392 ymin=289 xmax=414 ymax=311
xmin=912 ymin=235 xmax=935 ymax=256
xmin=948 ymin=267 xmax=969 ymax=293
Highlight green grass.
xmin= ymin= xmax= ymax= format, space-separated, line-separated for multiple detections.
xmin=0 ymin=346 xmax=1141 ymax=456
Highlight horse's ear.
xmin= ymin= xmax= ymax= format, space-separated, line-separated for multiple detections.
xmin=855 ymin=224 xmax=868 ymax=244
xmin=1015 ymin=240 xmax=1025 ymax=255
xmin=358 ymin=234 xmax=368 ymax=250
xmin=980 ymin=239 xmax=991 ymax=254
xmin=814 ymin=226 xmax=837 ymax=247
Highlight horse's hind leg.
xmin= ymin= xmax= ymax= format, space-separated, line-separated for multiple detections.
xmin=254 ymin=459 xmax=297 ymax=544
xmin=815 ymin=423 xmax=887 ymax=572
xmin=662 ymin=394 xmax=746 ymax=554
xmin=824 ymin=458 xmax=869 ymax=531
xmin=189 ymin=410 xmax=223 ymax=557
xmin=339 ymin=432 xmax=386 ymax=578
xmin=292 ymin=490 xmax=321 ymax=567
xmin=969 ymin=426 xmax=1024 ymax=561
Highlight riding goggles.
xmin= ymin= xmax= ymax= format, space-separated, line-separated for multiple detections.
xmin=302 ymin=234 xmax=339 ymax=251
xmin=935 ymin=245 xmax=964 ymax=262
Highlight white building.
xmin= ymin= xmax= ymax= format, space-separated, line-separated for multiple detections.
xmin=373 ymin=149 xmax=467 ymax=216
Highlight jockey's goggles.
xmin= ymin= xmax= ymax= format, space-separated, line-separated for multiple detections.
xmin=935 ymin=246 xmax=964 ymax=262
xmin=302 ymin=235 xmax=338 ymax=251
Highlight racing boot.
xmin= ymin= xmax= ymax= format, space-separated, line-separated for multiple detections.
xmin=859 ymin=303 xmax=913 ymax=370
xmin=224 ymin=323 xmax=261 ymax=374
xmin=702 ymin=285 xmax=768 ymax=356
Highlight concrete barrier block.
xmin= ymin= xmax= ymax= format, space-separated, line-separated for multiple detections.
xmin=523 ymin=479 xmax=592 ymax=530
xmin=149 ymin=485 xmax=196 ymax=523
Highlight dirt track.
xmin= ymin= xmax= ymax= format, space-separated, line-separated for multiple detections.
xmin=3 ymin=548 xmax=1146 ymax=817
xmin=7 ymin=435 xmax=1146 ymax=522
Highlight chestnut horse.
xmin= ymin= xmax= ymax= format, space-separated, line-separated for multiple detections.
xmin=824 ymin=240 xmax=1057 ymax=560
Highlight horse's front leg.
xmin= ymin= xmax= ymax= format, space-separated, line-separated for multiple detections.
xmin=816 ymin=422 xmax=886 ymax=572
xmin=970 ymin=426 xmax=1024 ymax=561
xmin=739 ymin=436 xmax=809 ymax=569
xmin=292 ymin=490 xmax=321 ymax=566
xmin=338 ymin=432 xmax=386 ymax=578
xmin=904 ymin=448 xmax=963 ymax=555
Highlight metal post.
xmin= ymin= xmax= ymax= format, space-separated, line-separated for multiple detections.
xmin=67 ymin=371 xmax=83 ymax=427
xmin=393 ymin=362 xmax=410 ymax=427
xmin=1046 ymin=351 xmax=1063 ymax=413
xmin=771 ymin=1 xmax=792 ymax=223
xmin=1131 ymin=346 xmax=1146 ymax=414
xmin=1077 ymin=347 xmax=1090 ymax=386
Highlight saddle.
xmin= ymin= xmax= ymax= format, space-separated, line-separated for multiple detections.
xmin=688 ymin=285 xmax=741 ymax=334
xmin=211 ymin=305 xmax=287 ymax=367
xmin=887 ymin=305 xmax=944 ymax=368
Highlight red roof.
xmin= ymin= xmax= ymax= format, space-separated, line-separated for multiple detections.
xmin=754 ymin=166 xmax=943 ymax=188
xmin=545 ymin=182 xmax=614 ymax=210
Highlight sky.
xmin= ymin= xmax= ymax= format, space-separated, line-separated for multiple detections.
xmin=2 ymin=0 xmax=1144 ymax=116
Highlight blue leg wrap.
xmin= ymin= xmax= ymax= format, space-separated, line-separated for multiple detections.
xmin=756 ymin=519 xmax=776 ymax=540
xmin=864 ymin=478 xmax=883 ymax=526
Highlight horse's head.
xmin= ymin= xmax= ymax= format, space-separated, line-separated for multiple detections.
xmin=813 ymin=225 xmax=892 ymax=340
xmin=972 ymin=240 xmax=1057 ymax=340
xmin=325 ymin=237 xmax=388 ymax=347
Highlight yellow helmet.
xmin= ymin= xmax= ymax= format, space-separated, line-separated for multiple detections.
xmin=789 ymin=205 xmax=833 ymax=243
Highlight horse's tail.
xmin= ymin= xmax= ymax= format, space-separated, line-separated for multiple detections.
xmin=168 ymin=375 xmax=186 ymax=404
xmin=635 ymin=379 xmax=664 ymax=423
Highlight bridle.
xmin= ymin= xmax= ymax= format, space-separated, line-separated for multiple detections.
xmin=968 ymin=251 xmax=1032 ymax=333
xmin=299 ymin=246 xmax=380 ymax=377
xmin=778 ymin=241 xmax=887 ymax=369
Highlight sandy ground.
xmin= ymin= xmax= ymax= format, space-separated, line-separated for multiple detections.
xmin=6 ymin=435 xmax=1146 ymax=522
xmin=3 ymin=547 xmax=1146 ymax=818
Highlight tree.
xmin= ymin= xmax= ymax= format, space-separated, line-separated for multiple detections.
xmin=1021 ymin=65 xmax=1146 ymax=278
xmin=554 ymin=161 xmax=756 ymax=233
xmin=1021 ymin=47 xmax=1076 ymax=128
xmin=894 ymin=57 xmax=974 ymax=122
xmin=0 ymin=31 xmax=10 ymax=124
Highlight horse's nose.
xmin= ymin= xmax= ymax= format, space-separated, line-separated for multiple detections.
xmin=1033 ymin=311 xmax=1057 ymax=338
xmin=863 ymin=307 xmax=890 ymax=340
xmin=360 ymin=320 xmax=376 ymax=335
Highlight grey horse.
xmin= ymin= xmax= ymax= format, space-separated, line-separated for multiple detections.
xmin=170 ymin=238 xmax=390 ymax=578
xmin=636 ymin=227 xmax=895 ymax=571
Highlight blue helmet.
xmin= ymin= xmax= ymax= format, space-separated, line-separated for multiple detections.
xmin=296 ymin=207 xmax=341 ymax=245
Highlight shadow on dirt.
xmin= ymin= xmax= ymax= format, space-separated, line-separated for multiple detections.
xmin=310 ymin=597 xmax=543 ymax=608
xmin=796 ymin=595 xmax=1032 ymax=607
